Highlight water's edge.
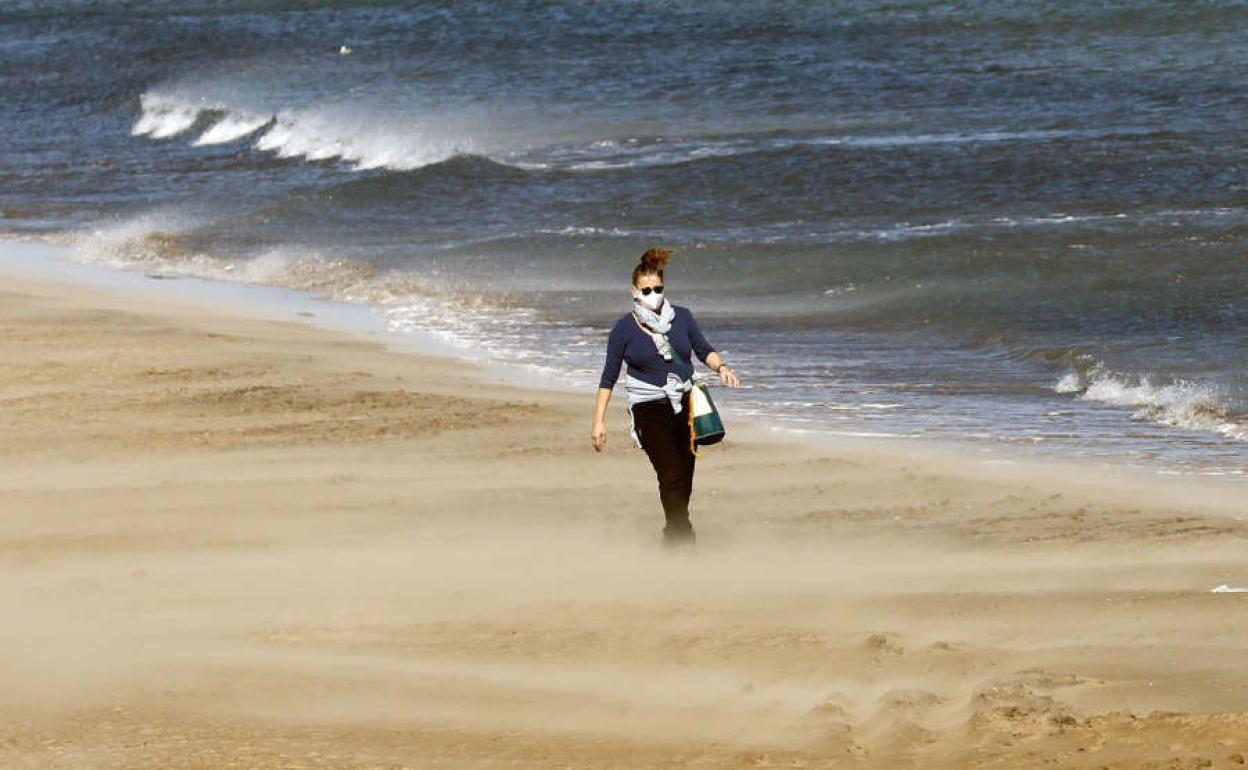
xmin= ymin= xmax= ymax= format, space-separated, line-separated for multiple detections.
xmin=9 ymin=235 xmax=1245 ymax=493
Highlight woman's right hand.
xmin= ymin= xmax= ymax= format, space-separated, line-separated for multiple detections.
xmin=591 ymin=420 xmax=607 ymax=452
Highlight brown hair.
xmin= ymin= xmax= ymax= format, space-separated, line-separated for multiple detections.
xmin=632 ymin=247 xmax=671 ymax=286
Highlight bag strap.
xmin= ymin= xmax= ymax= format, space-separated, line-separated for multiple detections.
xmin=687 ymin=393 xmax=698 ymax=458
xmin=664 ymin=334 xmax=697 ymax=375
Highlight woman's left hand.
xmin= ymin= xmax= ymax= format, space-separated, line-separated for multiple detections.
xmin=718 ymin=366 xmax=740 ymax=388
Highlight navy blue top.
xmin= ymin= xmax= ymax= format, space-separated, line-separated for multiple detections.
xmin=598 ymin=304 xmax=717 ymax=389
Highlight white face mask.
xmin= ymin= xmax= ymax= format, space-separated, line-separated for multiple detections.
xmin=633 ymin=288 xmax=665 ymax=312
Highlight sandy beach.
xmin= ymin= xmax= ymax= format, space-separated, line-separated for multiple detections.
xmin=3 ymin=248 xmax=1248 ymax=769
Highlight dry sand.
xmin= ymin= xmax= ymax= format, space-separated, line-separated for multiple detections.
xmin=2 ymin=252 xmax=1248 ymax=769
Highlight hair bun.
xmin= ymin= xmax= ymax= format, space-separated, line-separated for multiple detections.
xmin=639 ymin=247 xmax=671 ymax=270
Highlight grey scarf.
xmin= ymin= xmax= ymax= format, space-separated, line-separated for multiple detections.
xmin=632 ymin=297 xmax=676 ymax=360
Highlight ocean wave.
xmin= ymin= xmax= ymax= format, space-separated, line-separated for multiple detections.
xmin=510 ymin=125 xmax=1161 ymax=173
xmin=791 ymin=206 xmax=1245 ymax=245
xmin=298 ymin=155 xmax=530 ymax=204
xmin=134 ymin=87 xmax=1166 ymax=177
xmin=131 ymin=93 xmax=202 ymax=139
xmin=70 ymin=210 xmax=373 ymax=288
xmin=133 ymin=90 xmax=478 ymax=171
xmin=192 ymin=111 xmax=272 ymax=146
xmin=67 ymin=210 xmax=536 ymax=326
xmin=521 ymin=205 xmax=1243 ymax=248
xmin=1056 ymin=366 xmax=1247 ymax=441
xmin=70 ymin=209 xmax=204 ymax=266
xmin=67 ymin=210 xmax=587 ymax=376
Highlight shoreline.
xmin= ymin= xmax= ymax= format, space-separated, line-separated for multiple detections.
xmin=3 ymin=235 xmax=1244 ymax=497
xmin=3 ymin=239 xmax=1248 ymax=767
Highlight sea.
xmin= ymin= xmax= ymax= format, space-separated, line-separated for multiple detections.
xmin=2 ymin=1 xmax=1245 ymax=475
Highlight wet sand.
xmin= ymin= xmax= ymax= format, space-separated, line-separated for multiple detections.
xmin=3 ymin=251 xmax=1248 ymax=769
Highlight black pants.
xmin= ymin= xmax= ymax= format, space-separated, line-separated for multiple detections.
xmin=631 ymin=394 xmax=696 ymax=543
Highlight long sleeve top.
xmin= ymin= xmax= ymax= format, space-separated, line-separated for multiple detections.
xmin=598 ymin=305 xmax=717 ymax=390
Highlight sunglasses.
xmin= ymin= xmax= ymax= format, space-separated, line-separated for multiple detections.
xmin=637 ymin=285 xmax=664 ymax=296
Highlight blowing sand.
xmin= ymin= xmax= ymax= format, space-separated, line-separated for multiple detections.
xmin=3 ymin=253 xmax=1248 ymax=769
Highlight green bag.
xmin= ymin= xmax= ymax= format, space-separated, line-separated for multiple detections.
xmin=689 ymin=381 xmax=725 ymax=446
xmin=669 ymin=346 xmax=726 ymax=449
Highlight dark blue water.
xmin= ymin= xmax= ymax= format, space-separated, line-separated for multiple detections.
xmin=2 ymin=1 xmax=1246 ymax=473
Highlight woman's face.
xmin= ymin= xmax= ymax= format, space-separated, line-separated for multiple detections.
xmin=632 ymin=272 xmax=665 ymax=310
xmin=633 ymin=272 xmax=663 ymax=293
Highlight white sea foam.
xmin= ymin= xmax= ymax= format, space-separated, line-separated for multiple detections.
xmin=71 ymin=209 xmax=203 ymax=268
xmin=840 ymin=128 xmax=1078 ymax=148
xmin=1056 ymin=368 xmax=1247 ymax=441
xmin=67 ymin=212 xmax=544 ymax=370
xmin=255 ymin=107 xmax=474 ymax=170
xmin=70 ymin=212 xmax=376 ymax=293
xmin=541 ymin=126 xmax=1124 ymax=172
xmin=534 ymin=225 xmax=635 ymax=238
xmin=1054 ymin=371 xmax=1086 ymax=394
xmin=193 ymin=112 xmax=271 ymax=146
xmin=131 ymin=93 xmax=201 ymax=139
xmin=134 ymin=89 xmax=477 ymax=171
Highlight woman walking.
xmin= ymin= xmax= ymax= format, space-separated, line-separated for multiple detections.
xmin=591 ymin=248 xmax=740 ymax=545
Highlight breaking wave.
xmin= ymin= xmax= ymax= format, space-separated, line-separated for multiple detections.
xmin=64 ymin=211 xmax=541 ymax=356
xmin=71 ymin=210 xmax=394 ymax=295
xmin=192 ymin=111 xmax=272 ymax=146
xmin=132 ymin=91 xmax=477 ymax=171
xmin=1056 ymin=366 xmax=1247 ymax=441
xmin=134 ymin=88 xmax=1175 ymax=177
xmin=130 ymin=95 xmax=202 ymax=139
